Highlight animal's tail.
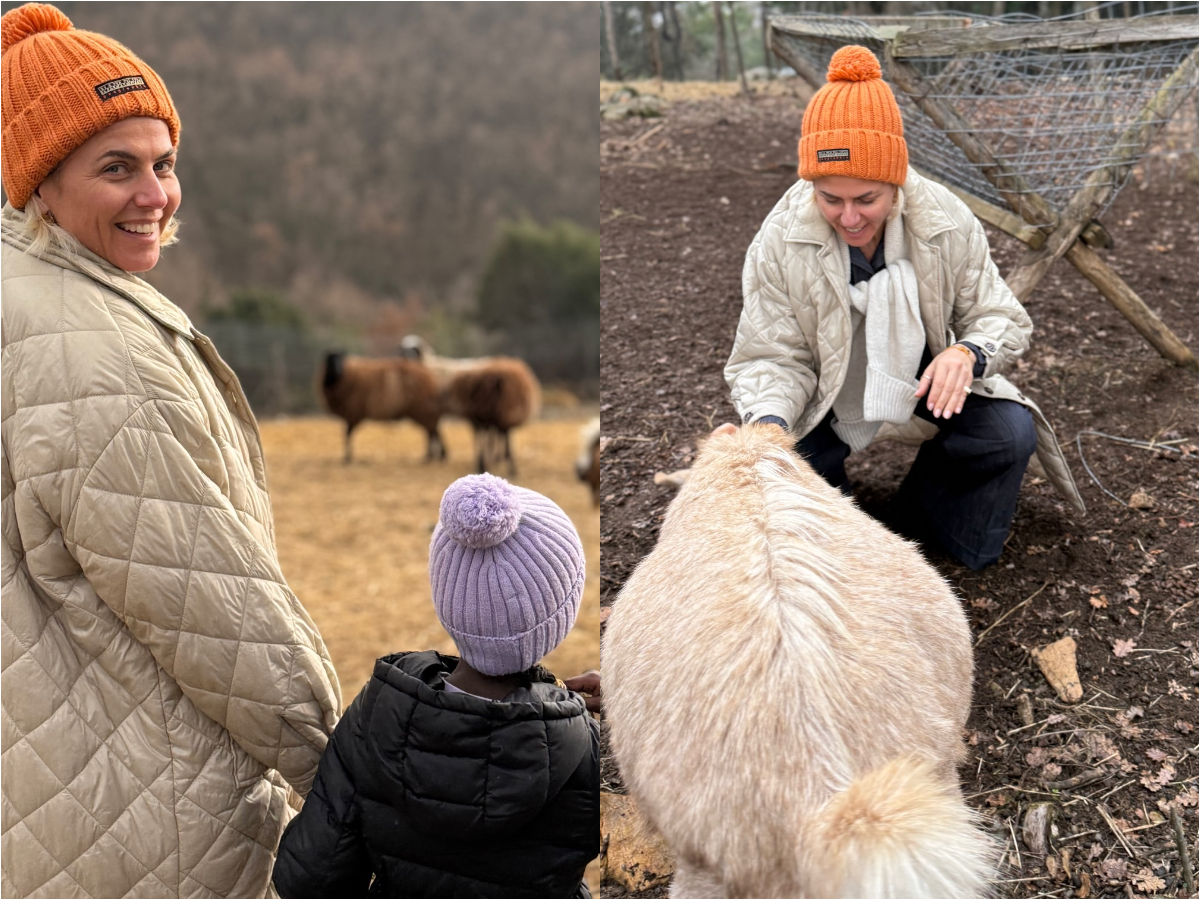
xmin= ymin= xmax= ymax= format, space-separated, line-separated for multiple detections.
xmin=806 ymin=755 xmax=995 ymax=899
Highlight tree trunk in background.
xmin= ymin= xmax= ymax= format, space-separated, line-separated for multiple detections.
xmin=641 ymin=2 xmax=663 ymax=81
xmin=662 ymin=1 xmax=684 ymax=80
xmin=762 ymin=1 xmax=774 ymax=79
xmin=727 ymin=1 xmax=749 ymax=94
xmin=993 ymin=0 xmax=1006 ymax=15
xmin=604 ymin=1 xmax=623 ymax=81
xmin=712 ymin=1 xmax=729 ymax=81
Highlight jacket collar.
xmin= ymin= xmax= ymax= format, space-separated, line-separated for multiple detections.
xmin=1 ymin=208 xmax=195 ymax=340
xmin=783 ymin=166 xmax=958 ymax=247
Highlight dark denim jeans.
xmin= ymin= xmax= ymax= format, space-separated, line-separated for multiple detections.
xmin=795 ymin=357 xmax=1036 ymax=570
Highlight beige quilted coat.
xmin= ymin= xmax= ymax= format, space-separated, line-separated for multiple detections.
xmin=1 ymin=214 xmax=342 ymax=898
xmin=725 ymin=168 xmax=1084 ymax=513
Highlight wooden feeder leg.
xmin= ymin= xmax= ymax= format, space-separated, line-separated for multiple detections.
xmin=1065 ymin=242 xmax=1199 ymax=370
xmin=1005 ymin=48 xmax=1200 ymax=303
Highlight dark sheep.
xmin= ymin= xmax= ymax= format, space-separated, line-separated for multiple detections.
xmin=316 ymin=352 xmax=445 ymax=463
xmin=398 ymin=337 xmax=541 ymax=475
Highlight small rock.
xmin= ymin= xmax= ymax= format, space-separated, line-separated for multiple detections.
xmin=600 ymin=792 xmax=674 ymax=891
xmin=1017 ymin=694 xmax=1035 ymax=727
xmin=1032 ymin=636 xmax=1083 ymax=703
xmin=1023 ymin=802 xmax=1058 ymax=857
xmin=1129 ymin=491 xmax=1154 ymax=509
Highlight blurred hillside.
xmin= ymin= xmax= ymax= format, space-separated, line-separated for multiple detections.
xmin=4 ymin=2 xmax=599 ymax=384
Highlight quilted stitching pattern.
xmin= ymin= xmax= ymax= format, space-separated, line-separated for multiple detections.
xmin=725 ymin=170 xmax=1083 ymax=512
xmin=2 ymin=223 xmax=341 ymax=899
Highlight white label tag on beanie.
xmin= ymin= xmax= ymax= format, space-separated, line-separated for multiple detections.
xmin=94 ymin=76 xmax=149 ymax=101
xmin=817 ymin=148 xmax=851 ymax=162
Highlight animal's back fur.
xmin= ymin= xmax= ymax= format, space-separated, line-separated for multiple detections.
xmin=318 ymin=354 xmax=441 ymax=433
xmin=444 ymin=356 xmax=540 ymax=430
xmin=602 ymin=427 xmax=989 ymax=897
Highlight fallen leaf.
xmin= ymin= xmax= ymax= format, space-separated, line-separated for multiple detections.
xmin=984 ymin=792 xmax=1010 ymax=807
xmin=1046 ymin=714 xmax=1066 ymax=725
xmin=1175 ymin=719 xmax=1195 ymax=734
xmin=1127 ymin=705 xmax=1144 ymax=719
xmin=1146 ymin=748 xmax=1168 ymax=762
xmin=1027 ymin=747 xmax=1049 ymax=767
xmin=1099 ymin=858 xmax=1128 ymax=880
xmin=1132 ymin=869 xmax=1165 ymax=893
xmin=1140 ymin=763 xmax=1176 ymax=792
xmin=1089 ymin=594 xmax=1109 ymax=609
xmin=1178 ymin=787 xmax=1199 ymax=807
xmin=1112 ymin=638 xmax=1136 ymax=658
xmin=1042 ymin=762 xmax=1063 ymax=780
xmin=1126 ymin=587 xmax=1141 ymax=603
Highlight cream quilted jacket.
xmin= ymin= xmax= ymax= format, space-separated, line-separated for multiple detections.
xmin=1 ymin=215 xmax=342 ymax=898
xmin=725 ymin=168 xmax=1084 ymax=513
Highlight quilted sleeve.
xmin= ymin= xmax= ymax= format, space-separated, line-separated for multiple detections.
xmin=273 ymin=694 xmax=370 ymax=898
xmin=950 ymin=214 xmax=1033 ymax=379
xmin=59 ymin=395 xmax=341 ymax=794
xmin=724 ymin=224 xmax=818 ymax=429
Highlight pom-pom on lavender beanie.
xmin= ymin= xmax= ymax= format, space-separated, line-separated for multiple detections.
xmin=431 ymin=474 xmax=585 ymax=676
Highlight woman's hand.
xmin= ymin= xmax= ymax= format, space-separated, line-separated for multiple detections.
xmin=563 ymin=670 xmax=602 ymax=714
xmin=915 ymin=345 xmax=975 ymax=420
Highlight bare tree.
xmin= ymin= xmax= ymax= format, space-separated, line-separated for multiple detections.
xmin=660 ymin=1 xmax=684 ymax=80
xmin=762 ymin=1 xmax=774 ymax=80
xmin=727 ymin=1 xmax=748 ymax=94
xmin=712 ymin=1 xmax=728 ymax=81
xmin=603 ymin=0 xmax=623 ymax=81
xmin=641 ymin=2 xmax=663 ymax=81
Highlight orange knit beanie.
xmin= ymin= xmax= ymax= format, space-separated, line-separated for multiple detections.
xmin=1 ymin=3 xmax=180 ymax=210
xmin=797 ymin=45 xmax=907 ymax=186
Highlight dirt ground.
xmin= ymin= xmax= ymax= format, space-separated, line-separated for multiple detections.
xmin=599 ymin=85 xmax=1198 ymax=898
xmin=260 ymin=408 xmax=600 ymax=700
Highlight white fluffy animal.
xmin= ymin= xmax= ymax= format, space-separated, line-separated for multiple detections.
xmin=602 ymin=425 xmax=994 ymax=899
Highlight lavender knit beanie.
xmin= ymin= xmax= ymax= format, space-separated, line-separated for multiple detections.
xmin=430 ymin=474 xmax=585 ymax=676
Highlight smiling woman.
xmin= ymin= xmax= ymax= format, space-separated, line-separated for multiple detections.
xmin=33 ymin=117 xmax=181 ymax=272
xmin=1 ymin=4 xmax=341 ymax=898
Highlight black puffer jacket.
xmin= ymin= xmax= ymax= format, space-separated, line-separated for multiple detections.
xmin=272 ymin=650 xmax=600 ymax=898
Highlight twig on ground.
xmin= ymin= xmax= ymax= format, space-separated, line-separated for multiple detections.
xmin=1170 ymin=806 xmax=1196 ymax=897
xmin=1092 ymin=779 xmax=1138 ymax=802
xmin=976 ymin=582 xmax=1049 ymax=645
xmin=1044 ymin=769 xmax=1108 ymax=791
xmin=1097 ymin=803 xmax=1139 ymax=859
xmin=1058 ymin=829 xmax=1102 ymax=844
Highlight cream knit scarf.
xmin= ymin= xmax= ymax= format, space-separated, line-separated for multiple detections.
xmin=831 ymin=190 xmax=925 ymax=451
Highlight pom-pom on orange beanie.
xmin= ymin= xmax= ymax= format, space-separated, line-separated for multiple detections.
xmin=1 ymin=3 xmax=180 ymax=210
xmin=797 ymin=45 xmax=907 ymax=186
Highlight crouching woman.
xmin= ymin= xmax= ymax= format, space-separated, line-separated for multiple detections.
xmin=725 ymin=45 xmax=1084 ymax=569
xmin=1 ymin=5 xmax=340 ymax=897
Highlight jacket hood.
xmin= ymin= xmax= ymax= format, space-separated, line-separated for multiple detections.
xmin=358 ymin=650 xmax=593 ymax=835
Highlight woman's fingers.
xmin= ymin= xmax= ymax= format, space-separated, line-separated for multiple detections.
xmin=924 ymin=350 xmax=973 ymax=420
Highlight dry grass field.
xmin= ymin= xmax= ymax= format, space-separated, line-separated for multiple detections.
xmin=260 ymin=409 xmax=600 ymax=702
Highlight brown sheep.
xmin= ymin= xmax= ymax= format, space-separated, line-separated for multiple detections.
xmin=398 ymin=337 xmax=541 ymax=475
xmin=575 ymin=417 xmax=600 ymax=506
xmin=316 ymin=352 xmax=444 ymax=464
xmin=602 ymin=425 xmax=993 ymax=898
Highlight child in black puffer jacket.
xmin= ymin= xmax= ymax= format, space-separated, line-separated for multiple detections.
xmin=273 ymin=475 xmax=600 ymax=898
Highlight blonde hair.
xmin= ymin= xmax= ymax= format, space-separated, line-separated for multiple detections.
xmin=7 ymin=193 xmax=181 ymax=268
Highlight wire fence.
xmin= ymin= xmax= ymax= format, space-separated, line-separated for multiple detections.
xmin=771 ymin=5 xmax=1199 ymax=223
